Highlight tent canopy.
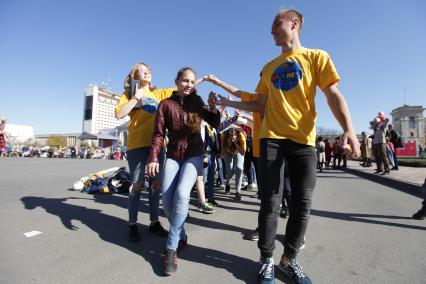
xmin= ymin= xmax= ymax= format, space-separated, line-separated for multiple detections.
xmin=78 ymin=132 xmax=98 ymax=140
xmin=98 ymin=133 xmax=117 ymax=140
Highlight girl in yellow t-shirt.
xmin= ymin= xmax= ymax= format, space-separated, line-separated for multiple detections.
xmin=115 ymin=62 xmax=174 ymax=241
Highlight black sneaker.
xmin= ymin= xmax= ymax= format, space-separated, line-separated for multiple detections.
xmin=225 ymin=184 xmax=231 ymax=194
xmin=208 ymin=199 xmax=219 ymax=206
xmin=280 ymin=208 xmax=288 ymax=219
xmin=412 ymin=209 xmax=426 ymax=220
xmin=243 ymin=229 xmax=259 ymax=241
xmin=129 ymin=224 xmax=140 ymax=242
xmin=149 ymin=221 xmax=169 ymax=237
xmin=198 ymin=202 xmax=215 ymax=214
xmin=258 ymin=257 xmax=275 ymax=284
xmin=278 ymin=257 xmax=312 ymax=284
xmin=177 ymin=234 xmax=188 ymax=252
xmin=235 ymin=192 xmax=242 ymax=200
xmin=162 ymin=249 xmax=177 ymax=275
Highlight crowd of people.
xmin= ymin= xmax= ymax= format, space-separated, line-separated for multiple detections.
xmin=2 ymin=8 xmax=424 ymax=284
xmin=0 ymin=144 xmax=126 ymax=160
xmin=110 ymin=8 xmax=361 ymax=284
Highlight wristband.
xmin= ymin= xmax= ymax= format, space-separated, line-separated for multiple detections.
xmin=131 ymin=96 xmax=138 ymax=101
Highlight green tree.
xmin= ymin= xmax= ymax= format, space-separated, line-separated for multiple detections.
xmin=47 ymin=136 xmax=67 ymax=147
xmin=79 ymin=141 xmax=90 ymax=148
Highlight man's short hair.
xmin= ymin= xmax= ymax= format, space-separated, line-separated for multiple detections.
xmin=278 ymin=8 xmax=304 ymax=32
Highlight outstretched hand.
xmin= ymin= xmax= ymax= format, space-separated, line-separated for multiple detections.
xmin=209 ymin=92 xmax=228 ymax=107
xmin=208 ymin=92 xmax=219 ymax=108
xmin=204 ymin=74 xmax=220 ymax=85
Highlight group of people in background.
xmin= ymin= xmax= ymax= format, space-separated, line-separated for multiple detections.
xmin=315 ymin=136 xmax=351 ymax=172
xmin=0 ymin=144 xmax=126 ymax=160
xmin=0 ymin=116 xmax=7 ymax=158
xmin=368 ymin=112 xmax=403 ymax=175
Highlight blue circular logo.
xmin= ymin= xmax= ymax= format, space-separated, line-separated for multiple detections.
xmin=140 ymin=97 xmax=159 ymax=113
xmin=271 ymin=61 xmax=303 ymax=91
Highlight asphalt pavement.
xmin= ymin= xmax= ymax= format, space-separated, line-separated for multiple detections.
xmin=0 ymin=158 xmax=425 ymax=284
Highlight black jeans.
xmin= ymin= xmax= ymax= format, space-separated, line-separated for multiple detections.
xmin=281 ymin=160 xmax=292 ymax=210
xmin=258 ymin=138 xmax=317 ymax=259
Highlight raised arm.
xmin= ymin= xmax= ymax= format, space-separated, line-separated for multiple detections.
xmin=204 ymin=74 xmax=243 ymax=99
xmin=115 ymin=85 xmax=145 ymax=119
xmin=323 ymin=84 xmax=359 ymax=157
xmin=216 ymin=93 xmax=267 ymax=113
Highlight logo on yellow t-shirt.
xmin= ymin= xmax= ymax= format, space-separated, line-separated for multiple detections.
xmin=271 ymin=61 xmax=303 ymax=91
xmin=139 ymin=97 xmax=159 ymax=113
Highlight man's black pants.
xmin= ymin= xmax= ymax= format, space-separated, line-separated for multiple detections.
xmin=258 ymin=138 xmax=317 ymax=259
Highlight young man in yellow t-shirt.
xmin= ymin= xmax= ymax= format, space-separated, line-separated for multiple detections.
xmin=207 ymin=9 xmax=359 ymax=284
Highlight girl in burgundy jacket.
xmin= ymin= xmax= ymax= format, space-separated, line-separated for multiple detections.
xmin=147 ymin=67 xmax=220 ymax=275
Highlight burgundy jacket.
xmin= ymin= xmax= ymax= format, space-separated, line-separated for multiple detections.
xmin=149 ymin=91 xmax=221 ymax=163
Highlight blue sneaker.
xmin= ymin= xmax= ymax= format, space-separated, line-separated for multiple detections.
xmin=258 ymin=257 xmax=275 ymax=284
xmin=278 ymin=257 xmax=311 ymax=284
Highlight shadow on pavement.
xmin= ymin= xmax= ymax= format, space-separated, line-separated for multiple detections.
xmin=342 ymin=168 xmax=424 ymax=199
xmin=311 ymin=209 xmax=426 ymax=231
xmin=92 ymin=193 xmax=251 ymax=234
xmin=20 ymin=195 xmax=256 ymax=282
xmin=179 ymin=244 xmax=258 ymax=283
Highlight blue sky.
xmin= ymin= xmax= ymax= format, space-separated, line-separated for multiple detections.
xmin=0 ymin=0 xmax=425 ymax=134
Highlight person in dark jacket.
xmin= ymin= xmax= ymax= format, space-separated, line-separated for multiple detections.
xmin=147 ymin=67 xmax=220 ymax=275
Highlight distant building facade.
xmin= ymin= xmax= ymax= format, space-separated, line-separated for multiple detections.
xmin=4 ymin=124 xmax=34 ymax=144
xmin=116 ymin=121 xmax=129 ymax=147
xmin=390 ymin=104 xmax=425 ymax=150
xmin=34 ymin=133 xmax=80 ymax=147
xmin=82 ymin=85 xmax=128 ymax=135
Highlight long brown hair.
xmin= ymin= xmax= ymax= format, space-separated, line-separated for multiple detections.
xmin=223 ymin=128 xmax=240 ymax=154
xmin=176 ymin=67 xmax=201 ymax=133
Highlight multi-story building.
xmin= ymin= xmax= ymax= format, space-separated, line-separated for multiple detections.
xmin=82 ymin=85 xmax=128 ymax=135
xmin=390 ymin=104 xmax=425 ymax=156
xmin=390 ymin=104 xmax=425 ymax=145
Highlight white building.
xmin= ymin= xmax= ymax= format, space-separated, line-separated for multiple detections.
xmin=82 ymin=85 xmax=128 ymax=134
xmin=390 ymin=104 xmax=425 ymax=148
xmin=4 ymin=124 xmax=34 ymax=144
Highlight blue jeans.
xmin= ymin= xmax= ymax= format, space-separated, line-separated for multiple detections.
xmin=216 ymin=157 xmax=225 ymax=185
xmin=127 ymin=147 xmax=164 ymax=225
xmin=224 ymin=153 xmax=244 ymax=192
xmin=203 ymin=153 xmax=217 ymax=200
xmin=162 ymin=155 xmax=203 ymax=250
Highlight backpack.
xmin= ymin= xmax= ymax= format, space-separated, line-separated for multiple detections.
xmin=84 ymin=177 xmax=110 ymax=194
xmin=107 ymin=168 xmax=131 ymax=193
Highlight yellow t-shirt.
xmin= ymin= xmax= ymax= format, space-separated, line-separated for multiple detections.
xmin=256 ymin=48 xmax=340 ymax=146
xmin=115 ymin=88 xmax=175 ymax=150
xmin=240 ymin=92 xmax=260 ymax=158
